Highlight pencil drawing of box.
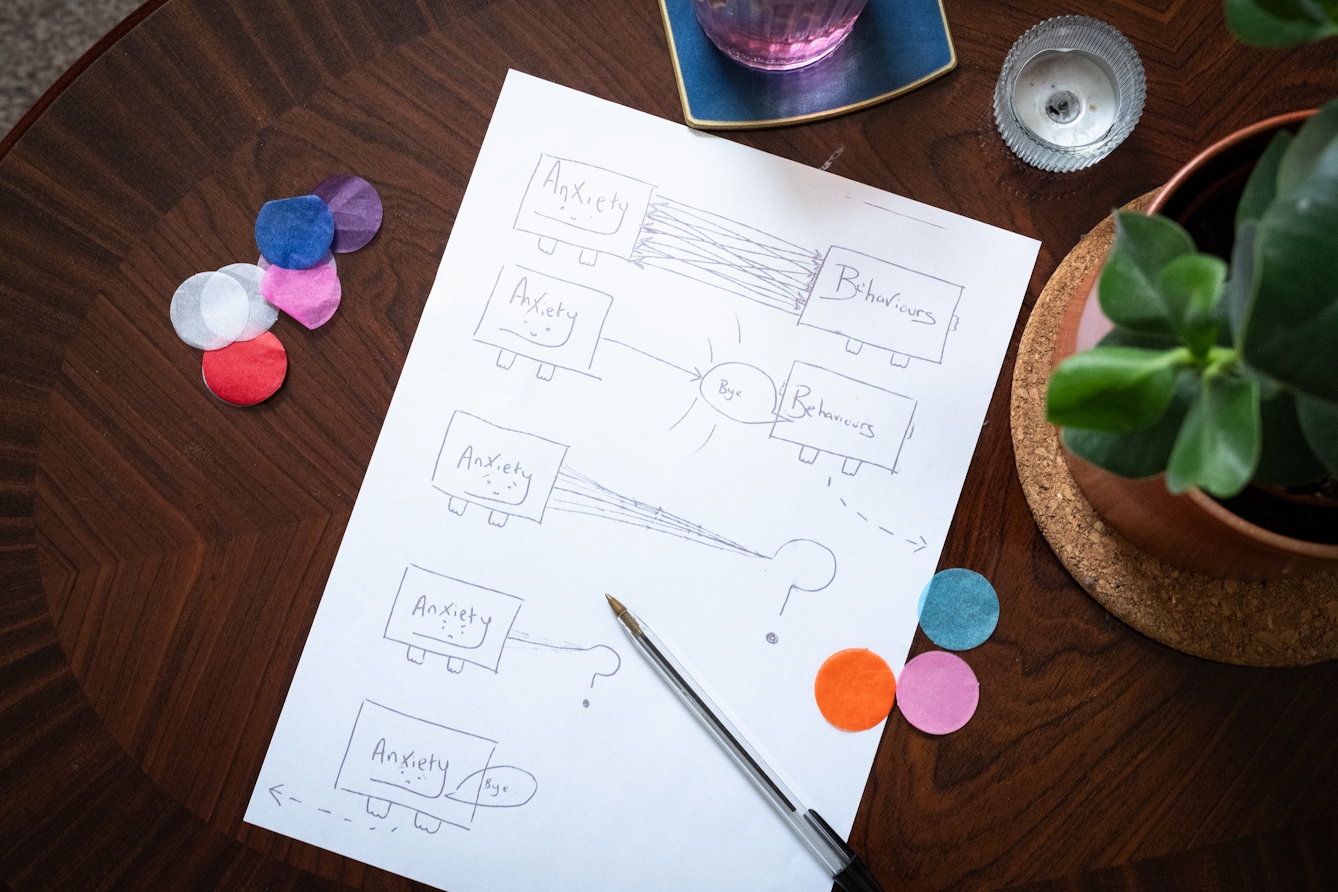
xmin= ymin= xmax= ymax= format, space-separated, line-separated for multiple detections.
xmin=432 ymin=411 xmax=568 ymax=526
xmin=384 ymin=565 xmax=524 ymax=672
xmin=474 ymin=264 xmax=613 ymax=380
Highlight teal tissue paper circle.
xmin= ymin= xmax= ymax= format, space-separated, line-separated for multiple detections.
xmin=917 ymin=568 xmax=999 ymax=651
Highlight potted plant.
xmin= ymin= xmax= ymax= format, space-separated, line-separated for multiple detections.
xmin=1044 ymin=3 xmax=1338 ymax=579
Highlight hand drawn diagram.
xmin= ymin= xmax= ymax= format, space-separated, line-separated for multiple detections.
xmin=799 ymin=247 xmax=963 ymax=366
xmin=695 ymin=361 xmax=779 ymax=425
xmin=336 ymin=700 xmax=536 ymax=834
xmin=474 ymin=264 xmax=612 ymax=380
xmin=431 ymin=412 xmax=567 ymax=527
xmin=514 ymin=156 xmax=654 ymax=265
xmin=632 ymin=198 xmax=820 ymax=314
xmin=502 ymin=630 xmax=622 ymax=692
xmin=385 ymin=566 xmax=524 ymax=672
xmin=510 ymin=154 xmax=964 ymax=367
xmin=431 ymin=411 xmax=836 ymax=614
xmin=772 ymin=362 xmax=916 ymax=476
xmin=603 ymin=337 xmax=780 ymax=452
xmin=385 ymin=564 xmax=622 ymax=681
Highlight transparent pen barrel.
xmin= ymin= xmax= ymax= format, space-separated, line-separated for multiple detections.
xmin=637 ymin=625 xmax=851 ymax=876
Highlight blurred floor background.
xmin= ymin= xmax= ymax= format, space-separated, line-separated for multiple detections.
xmin=1 ymin=0 xmax=143 ymax=136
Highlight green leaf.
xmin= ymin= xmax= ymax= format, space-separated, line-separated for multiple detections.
xmin=1159 ymin=253 xmax=1227 ymax=356
xmin=1296 ymin=392 xmax=1338 ymax=473
xmin=1224 ymin=219 xmax=1257 ymax=347
xmin=1242 ymin=357 xmax=1285 ymax=400
xmin=1226 ymin=0 xmax=1338 ymax=45
xmin=1047 ymin=346 xmax=1188 ymax=431
xmin=1099 ymin=212 xmax=1196 ymax=335
xmin=1242 ymin=132 xmax=1338 ymax=402
xmin=1097 ymin=325 xmax=1181 ymax=351
xmin=1276 ymin=98 xmax=1338 ymax=199
xmin=1254 ymin=390 xmax=1328 ymax=485
xmin=1236 ymin=130 xmax=1292 ymax=229
xmin=1060 ymin=370 xmax=1197 ymax=478
xmin=1166 ymin=371 xmax=1262 ymax=497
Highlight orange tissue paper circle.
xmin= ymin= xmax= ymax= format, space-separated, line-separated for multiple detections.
xmin=814 ymin=648 xmax=896 ymax=732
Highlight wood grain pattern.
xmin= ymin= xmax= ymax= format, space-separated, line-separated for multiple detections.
xmin=1 ymin=0 xmax=1336 ymax=890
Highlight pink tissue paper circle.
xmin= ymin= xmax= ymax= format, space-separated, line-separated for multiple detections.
xmin=896 ymin=651 xmax=979 ymax=735
xmin=313 ymin=174 xmax=382 ymax=253
xmin=261 ymin=261 xmax=342 ymax=330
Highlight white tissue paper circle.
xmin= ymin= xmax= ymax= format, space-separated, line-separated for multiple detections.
xmin=171 ymin=271 xmax=250 ymax=350
xmin=218 ymin=262 xmax=279 ymax=341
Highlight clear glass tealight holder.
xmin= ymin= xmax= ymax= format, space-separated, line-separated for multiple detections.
xmin=993 ymin=16 xmax=1146 ymax=173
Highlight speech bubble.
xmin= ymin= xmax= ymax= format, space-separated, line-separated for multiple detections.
xmin=699 ymin=362 xmax=778 ymax=424
xmin=448 ymin=765 xmax=537 ymax=808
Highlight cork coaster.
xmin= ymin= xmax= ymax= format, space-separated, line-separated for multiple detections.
xmin=1010 ymin=192 xmax=1338 ymax=667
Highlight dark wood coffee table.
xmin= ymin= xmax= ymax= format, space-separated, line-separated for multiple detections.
xmin=2 ymin=1 xmax=1336 ymax=890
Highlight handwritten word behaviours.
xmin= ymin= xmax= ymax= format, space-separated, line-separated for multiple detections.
xmin=247 ymin=71 xmax=1040 ymax=892
xmin=773 ymin=362 xmax=916 ymax=476
xmin=800 ymin=248 xmax=963 ymax=365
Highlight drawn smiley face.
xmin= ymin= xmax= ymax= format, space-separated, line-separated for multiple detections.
xmin=463 ymin=470 xmax=532 ymax=506
xmin=501 ymin=311 xmax=577 ymax=348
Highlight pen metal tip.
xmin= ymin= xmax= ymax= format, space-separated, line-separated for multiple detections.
xmin=604 ymin=594 xmax=641 ymax=636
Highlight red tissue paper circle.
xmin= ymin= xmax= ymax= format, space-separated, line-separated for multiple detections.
xmin=202 ymin=331 xmax=288 ymax=406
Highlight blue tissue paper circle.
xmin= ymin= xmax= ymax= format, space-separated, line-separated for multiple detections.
xmin=255 ymin=195 xmax=335 ymax=270
xmin=917 ymin=568 xmax=999 ymax=651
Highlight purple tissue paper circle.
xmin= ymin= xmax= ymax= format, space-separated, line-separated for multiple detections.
xmin=313 ymin=175 xmax=383 ymax=253
xmin=896 ymin=651 xmax=979 ymax=735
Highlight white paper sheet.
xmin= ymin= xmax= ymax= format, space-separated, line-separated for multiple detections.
xmin=245 ymin=71 xmax=1040 ymax=892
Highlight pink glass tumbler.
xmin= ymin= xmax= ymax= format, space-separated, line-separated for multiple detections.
xmin=693 ymin=0 xmax=870 ymax=71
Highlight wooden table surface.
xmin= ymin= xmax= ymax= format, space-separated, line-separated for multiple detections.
xmin=2 ymin=1 xmax=1336 ymax=890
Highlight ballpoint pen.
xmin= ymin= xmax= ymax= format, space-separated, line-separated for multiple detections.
xmin=605 ymin=594 xmax=884 ymax=892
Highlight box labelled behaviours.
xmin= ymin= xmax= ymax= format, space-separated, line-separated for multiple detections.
xmin=474 ymin=263 xmax=613 ymax=381
xmin=335 ymin=700 xmax=537 ymax=834
xmin=514 ymin=155 xmax=655 ymax=265
xmin=771 ymin=361 xmax=917 ymax=476
xmin=799 ymin=247 xmax=963 ymax=366
xmin=384 ymin=565 xmax=524 ymax=673
xmin=432 ymin=411 xmax=568 ymax=527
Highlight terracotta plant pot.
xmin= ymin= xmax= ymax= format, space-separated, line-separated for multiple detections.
xmin=1051 ymin=111 xmax=1338 ymax=580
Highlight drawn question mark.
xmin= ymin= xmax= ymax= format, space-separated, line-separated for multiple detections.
xmin=587 ymin=644 xmax=622 ymax=689
xmin=769 ymin=539 xmax=837 ymax=616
